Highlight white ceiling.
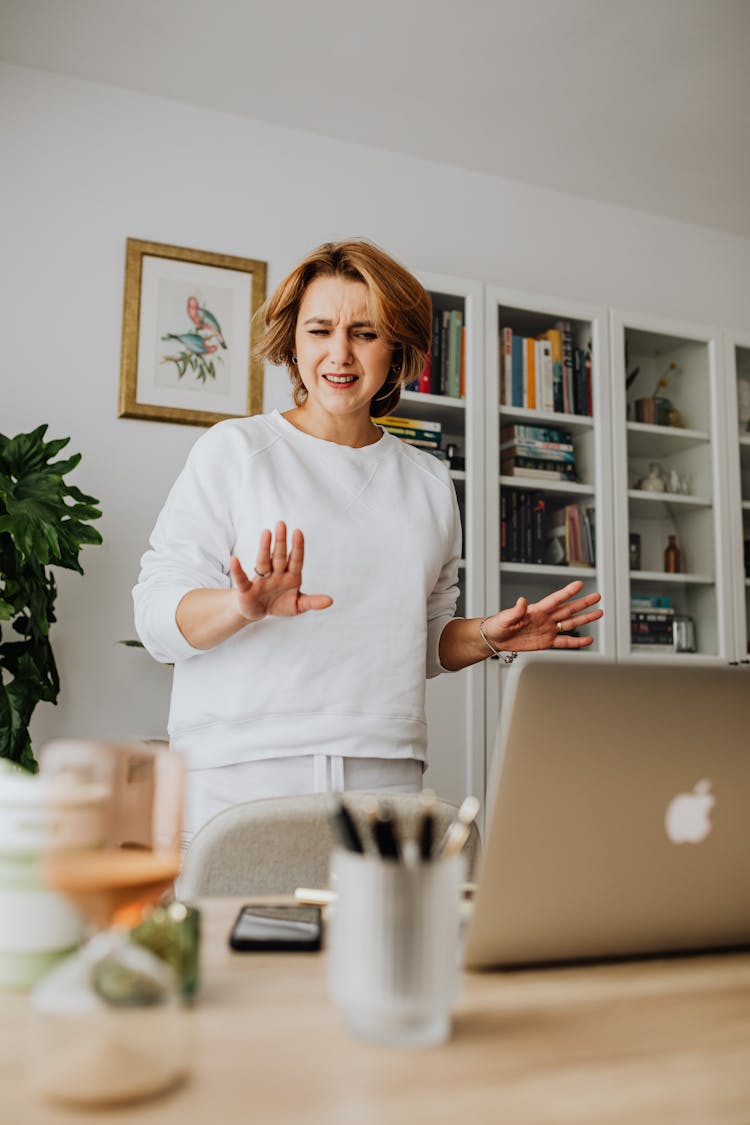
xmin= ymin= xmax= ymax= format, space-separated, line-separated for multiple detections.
xmin=3 ymin=0 xmax=750 ymax=237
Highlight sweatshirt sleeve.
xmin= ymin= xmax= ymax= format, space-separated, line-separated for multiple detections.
xmin=425 ymin=480 xmax=462 ymax=678
xmin=132 ymin=424 xmax=240 ymax=664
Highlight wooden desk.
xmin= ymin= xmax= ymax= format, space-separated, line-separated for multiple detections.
xmin=3 ymin=898 xmax=750 ymax=1124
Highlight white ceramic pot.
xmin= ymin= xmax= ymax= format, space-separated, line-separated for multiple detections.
xmin=0 ymin=763 xmax=107 ymax=990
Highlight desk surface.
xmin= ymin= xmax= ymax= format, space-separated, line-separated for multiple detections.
xmin=3 ymin=898 xmax=750 ymax=1125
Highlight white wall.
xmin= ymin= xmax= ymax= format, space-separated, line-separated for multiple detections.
xmin=2 ymin=62 xmax=750 ymax=757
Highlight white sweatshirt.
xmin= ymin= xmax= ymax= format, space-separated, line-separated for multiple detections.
xmin=133 ymin=410 xmax=461 ymax=770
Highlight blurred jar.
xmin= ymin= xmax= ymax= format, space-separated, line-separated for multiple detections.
xmin=0 ymin=762 xmax=107 ymax=989
xmin=29 ymin=928 xmax=188 ymax=1106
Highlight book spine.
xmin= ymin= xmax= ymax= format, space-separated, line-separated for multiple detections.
xmin=512 ymin=336 xmax=523 ymax=407
xmin=501 ymin=424 xmax=573 ymax=444
xmin=430 ymin=308 xmax=442 ymax=395
xmin=377 ymin=415 xmax=442 ymax=433
xmin=381 ymin=427 xmax=441 ymax=443
xmin=502 ymin=327 xmax=513 ymax=407
xmin=526 ymin=337 xmax=536 ymax=410
xmin=418 ymin=352 xmax=432 ymax=394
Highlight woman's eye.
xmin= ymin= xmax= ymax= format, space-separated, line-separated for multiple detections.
xmin=309 ymin=329 xmax=329 ymax=336
xmin=356 ymin=332 xmax=377 ymax=340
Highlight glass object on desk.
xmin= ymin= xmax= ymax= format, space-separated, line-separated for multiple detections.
xmin=327 ymin=849 xmax=465 ymax=1048
xmin=28 ymin=741 xmax=189 ymax=1108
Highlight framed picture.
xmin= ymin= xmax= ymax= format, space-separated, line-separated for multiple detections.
xmin=118 ymin=239 xmax=267 ymax=426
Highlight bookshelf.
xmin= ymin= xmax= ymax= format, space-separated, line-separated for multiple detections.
xmin=392 ymin=271 xmax=485 ymax=807
xmin=483 ymin=286 xmax=616 ymax=773
xmin=724 ymin=330 xmax=750 ymax=665
xmin=610 ymin=311 xmax=733 ymax=663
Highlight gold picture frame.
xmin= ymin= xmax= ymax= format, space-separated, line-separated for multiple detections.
xmin=118 ymin=238 xmax=267 ymax=426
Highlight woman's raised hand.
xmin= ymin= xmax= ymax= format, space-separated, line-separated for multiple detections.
xmin=230 ymin=521 xmax=333 ymax=622
xmin=482 ymin=580 xmax=603 ymax=652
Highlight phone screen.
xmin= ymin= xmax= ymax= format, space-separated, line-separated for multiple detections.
xmin=229 ymin=905 xmax=322 ymax=952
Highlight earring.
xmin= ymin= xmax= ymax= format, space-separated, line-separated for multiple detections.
xmin=291 ymin=354 xmax=297 ymax=365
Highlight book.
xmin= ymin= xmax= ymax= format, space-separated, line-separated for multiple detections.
xmin=511 ymin=335 xmax=524 ymax=407
xmin=501 ymin=456 xmax=578 ymax=480
xmin=375 ymin=415 xmax=442 ymax=433
xmin=381 ymin=427 xmax=441 ymax=444
xmin=525 ymin=337 xmax=536 ymax=410
xmin=501 ymin=424 xmax=573 ymax=444
xmin=418 ymin=351 xmax=432 ymax=394
xmin=447 ymin=309 xmax=463 ymax=398
xmin=538 ymin=328 xmax=564 ymax=413
xmin=556 ymin=320 xmax=574 ymax=414
xmin=430 ymin=307 xmax=442 ymax=395
xmin=537 ymin=337 xmax=554 ymax=412
xmin=501 ymin=463 xmax=578 ymax=482
xmin=501 ymin=327 xmax=513 ymax=406
xmin=500 ymin=441 xmax=576 ymax=463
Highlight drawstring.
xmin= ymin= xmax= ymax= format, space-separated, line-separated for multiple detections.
xmin=313 ymin=755 xmax=345 ymax=793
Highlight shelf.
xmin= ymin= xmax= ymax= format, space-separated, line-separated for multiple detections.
xmin=500 ymin=475 xmax=595 ymax=496
xmin=626 ymin=421 xmax=709 ymax=457
xmin=500 ymin=562 xmax=596 ymax=579
xmin=400 ymin=390 xmax=465 ymax=429
xmin=627 ymin=648 xmax=723 ymax=664
xmin=630 ymin=570 xmax=714 ymax=586
xmin=627 ymin=490 xmax=711 ymax=517
xmin=499 ymin=405 xmax=594 ymax=435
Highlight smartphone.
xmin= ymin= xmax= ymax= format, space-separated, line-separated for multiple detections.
xmin=228 ymin=904 xmax=322 ymax=952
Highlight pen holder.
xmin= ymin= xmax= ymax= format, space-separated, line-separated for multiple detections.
xmin=327 ymin=849 xmax=465 ymax=1048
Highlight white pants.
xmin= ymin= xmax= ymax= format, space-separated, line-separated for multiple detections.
xmin=182 ymin=755 xmax=423 ymax=850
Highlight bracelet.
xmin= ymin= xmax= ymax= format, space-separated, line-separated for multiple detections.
xmin=479 ymin=618 xmax=518 ymax=665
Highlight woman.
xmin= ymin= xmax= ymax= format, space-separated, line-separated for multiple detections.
xmin=133 ymin=239 xmax=603 ymax=846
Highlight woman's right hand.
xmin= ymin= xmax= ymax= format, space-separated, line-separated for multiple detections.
xmin=230 ymin=520 xmax=333 ymax=622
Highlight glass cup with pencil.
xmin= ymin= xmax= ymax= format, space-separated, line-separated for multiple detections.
xmin=326 ymin=792 xmax=479 ymax=1047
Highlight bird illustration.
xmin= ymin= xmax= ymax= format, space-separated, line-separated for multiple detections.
xmin=187 ymin=296 xmax=227 ymax=347
xmin=161 ymin=332 xmax=218 ymax=355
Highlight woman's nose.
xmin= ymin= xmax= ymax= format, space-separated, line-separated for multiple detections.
xmin=327 ymin=329 xmax=353 ymax=365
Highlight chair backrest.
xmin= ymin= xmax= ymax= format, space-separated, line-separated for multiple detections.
xmin=179 ymin=792 xmax=481 ymax=898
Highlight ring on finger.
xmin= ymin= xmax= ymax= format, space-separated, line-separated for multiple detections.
xmin=556 ymin=620 xmax=565 ymax=632
xmin=254 ymin=567 xmax=272 ymax=579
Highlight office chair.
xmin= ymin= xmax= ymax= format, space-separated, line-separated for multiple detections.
xmin=179 ymin=791 xmax=481 ymax=898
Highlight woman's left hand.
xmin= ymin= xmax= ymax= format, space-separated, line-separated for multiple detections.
xmin=482 ymin=580 xmax=603 ymax=652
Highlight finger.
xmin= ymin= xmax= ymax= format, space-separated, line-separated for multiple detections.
xmin=557 ymin=607 xmax=604 ymax=632
xmin=254 ymin=528 xmax=273 ymax=576
xmin=271 ymin=520 xmax=288 ymax=572
xmin=287 ymin=529 xmax=304 ymax=576
xmin=564 ymin=590 xmax=602 ymax=612
xmin=537 ymin=580 xmax=584 ymax=611
xmin=555 ymin=633 xmax=595 ymax=648
xmin=502 ymin=596 xmax=528 ymax=625
xmin=297 ymin=593 xmax=333 ymax=614
xmin=230 ymin=555 xmax=253 ymax=592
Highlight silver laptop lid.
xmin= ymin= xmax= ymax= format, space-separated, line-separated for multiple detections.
xmin=464 ymin=659 xmax=750 ymax=970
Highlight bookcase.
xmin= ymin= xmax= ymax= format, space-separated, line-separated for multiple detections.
xmin=391 ymin=271 xmax=486 ymax=807
xmin=483 ymin=286 xmax=617 ymax=772
xmin=609 ymin=311 xmax=734 ymax=664
xmin=724 ymin=329 xmax=750 ymax=664
xmin=387 ymin=272 xmax=750 ymax=810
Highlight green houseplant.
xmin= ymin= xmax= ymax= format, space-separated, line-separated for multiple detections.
xmin=0 ymin=425 xmax=102 ymax=772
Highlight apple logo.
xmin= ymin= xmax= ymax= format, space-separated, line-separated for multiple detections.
xmin=665 ymin=779 xmax=715 ymax=844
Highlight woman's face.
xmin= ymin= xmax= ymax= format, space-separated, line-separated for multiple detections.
xmin=293 ymin=275 xmax=394 ymax=424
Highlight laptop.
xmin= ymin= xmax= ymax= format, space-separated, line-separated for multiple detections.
xmin=463 ymin=658 xmax=750 ymax=970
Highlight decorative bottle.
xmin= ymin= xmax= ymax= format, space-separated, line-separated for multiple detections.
xmin=664 ymin=534 xmax=681 ymax=574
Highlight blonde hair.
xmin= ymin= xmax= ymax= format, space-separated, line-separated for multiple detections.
xmin=254 ymin=240 xmax=431 ymax=417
